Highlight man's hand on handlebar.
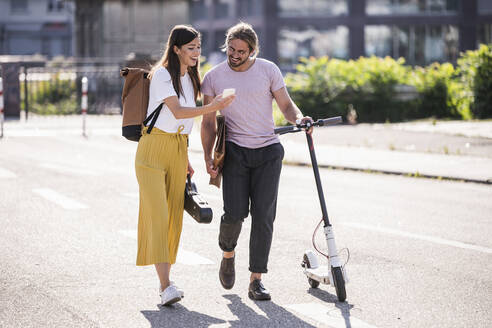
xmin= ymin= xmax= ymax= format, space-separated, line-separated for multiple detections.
xmin=296 ymin=116 xmax=314 ymax=135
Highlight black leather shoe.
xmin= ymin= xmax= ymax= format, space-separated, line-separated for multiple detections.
xmin=219 ymin=257 xmax=235 ymax=289
xmin=248 ymin=279 xmax=271 ymax=301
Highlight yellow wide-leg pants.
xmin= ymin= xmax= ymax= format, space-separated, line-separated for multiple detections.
xmin=135 ymin=127 xmax=188 ymax=266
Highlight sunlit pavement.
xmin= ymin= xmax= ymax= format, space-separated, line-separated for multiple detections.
xmin=1 ymin=116 xmax=491 ymax=327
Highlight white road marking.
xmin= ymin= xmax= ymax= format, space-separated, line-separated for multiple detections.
xmin=286 ymin=303 xmax=377 ymax=328
xmin=32 ymin=188 xmax=88 ymax=210
xmin=201 ymin=192 xmax=222 ymax=201
xmin=40 ymin=163 xmax=99 ymax=176
xmin=343 ymin=222 xmax=492 ymax=254
xmin=122 ymin=192 xmax=139 ymax=198
xmin=0 ymin=167 xmax=17 ymax=178
xmin=176 ymin=249 xmax=214 ymax=265
xmin=118 ymin=230 xmax=214 ymax=265
xmin=119 ymin=230 xmax=137 ymax=239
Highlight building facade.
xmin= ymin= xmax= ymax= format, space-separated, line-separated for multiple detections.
xmin=190 ymin=0 xmax=492 ymax=70
xmin=75 ymin=0 xmax=189 ymax=60
xmin=0 ymin=0 xmax=74 ymax=58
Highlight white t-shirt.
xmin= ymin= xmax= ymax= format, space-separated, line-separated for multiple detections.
xmin=147 ymin=67 xmax=196 ymax=134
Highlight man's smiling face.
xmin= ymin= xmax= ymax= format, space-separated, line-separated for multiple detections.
xmin=226 ymin=38 xmax=252 ymax=69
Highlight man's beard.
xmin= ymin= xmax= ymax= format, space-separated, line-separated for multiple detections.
xmin=228 ymin=55 xmax=248 ymax=68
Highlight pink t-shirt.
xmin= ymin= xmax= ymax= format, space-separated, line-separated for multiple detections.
xmin=201 ymin=58 xmax=286 ymax=149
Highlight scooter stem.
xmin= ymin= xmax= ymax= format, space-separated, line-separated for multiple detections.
xmin=305 ymin=131 xmax=331 ymax=227
xmin=324 ymin=225 xmax=342 ymax=267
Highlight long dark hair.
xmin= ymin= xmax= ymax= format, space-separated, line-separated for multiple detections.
xmin=150 ymin=25 xmax=201 ymax=101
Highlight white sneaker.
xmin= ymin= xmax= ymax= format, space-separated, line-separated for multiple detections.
xmin=159 ymin=281 xmax=184 ymax=298
xmin=160 ymin=284 xmax=182 ymax=306
xmin=170 ymin=281 xmax=184 ymax=298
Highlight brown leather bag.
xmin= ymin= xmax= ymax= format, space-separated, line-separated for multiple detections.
xmin=209 ymin=115 xmax=226 ymax=188
xmin=120 ymin=67 xmax=162 ymax=141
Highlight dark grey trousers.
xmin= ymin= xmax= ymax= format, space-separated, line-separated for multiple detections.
xmin=219 ymin=141 xmax=284 ymax=273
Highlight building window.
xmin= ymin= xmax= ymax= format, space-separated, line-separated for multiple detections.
xmin=214 ymin=0 xmax=235 ymax=19
xmin=278 ymin=26 xmax=349 ymax=69
xmin=238 ymin=0 xmax=263 ymax=17
xmin=8 ymin=37 xmax=41 ymax=55
xmin=48 ymin=0 xmax=65 ymax=12
xmin=11 ymin=0 xmax=28 ymax=13
xmin=478 ymin=0 xmax=492 ymax=14
xmin=365 ymin=26 xmax=393 ymax=57
xmin=365 ymin=24 xmax=459 ymax=65
xmin=191 ymin=0 xmax=207 ymax=21
xmin=278 ymin=0 xmax=348 ymax=17
xmin=477 ymin=24 xmax=492 ymax=46
xmin=366 ymin=0 xmax=459 ymax=15
xmin=199 ymin=31 xmax=210 ymax=58
xmin=214 ymin=29 xmax=227 ymax=50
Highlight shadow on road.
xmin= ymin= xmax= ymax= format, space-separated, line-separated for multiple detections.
xmin=223 ymin=294 xmax=316 ymax=327
xmin=307 ymin=286 xmax=340 ymax=303
xmin=141 ymin=304 xmax=225 ymax=328
xmin=308 ymin=287 xmax=355 ymax=328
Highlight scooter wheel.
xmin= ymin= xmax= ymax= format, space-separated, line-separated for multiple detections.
xmin=332 ymin=266 xmax=346 ymax=302
xmin=308 ymin=278 xmax=320 ymax=289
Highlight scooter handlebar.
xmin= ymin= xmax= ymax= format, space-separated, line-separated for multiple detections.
xmin=274 ymin=125 xmax=300 ymax=135
xmin=318 ymin=116 xmax=343 ymax=126
xmin=274 ymin=116 xmax=342 ymax=135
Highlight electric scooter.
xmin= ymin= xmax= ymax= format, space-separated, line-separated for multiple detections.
xmin=275 ymin=116 xmax=348 ymax=302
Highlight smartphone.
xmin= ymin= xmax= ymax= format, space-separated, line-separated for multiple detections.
xmin=222 ymin=88 xmax=236 ymax=98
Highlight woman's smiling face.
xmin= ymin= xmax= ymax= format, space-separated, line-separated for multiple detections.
xmin=175 ymin=37 xmax=201 ymax=68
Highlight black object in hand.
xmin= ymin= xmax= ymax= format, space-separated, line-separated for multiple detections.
xmin=184 ymin=175 xmax=213 ymax=224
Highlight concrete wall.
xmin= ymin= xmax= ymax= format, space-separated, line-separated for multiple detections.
xmin=0 ymin=0 xmax=75 ymax=57
xmin=77 ymin=0 xmax=189 ymax=60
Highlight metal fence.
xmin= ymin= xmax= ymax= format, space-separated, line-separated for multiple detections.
xmin=23 ymin=64 xmax=123 ymax=115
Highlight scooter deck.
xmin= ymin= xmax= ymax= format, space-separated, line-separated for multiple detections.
xmin=304 ymin=267 xmax=332 ymax=285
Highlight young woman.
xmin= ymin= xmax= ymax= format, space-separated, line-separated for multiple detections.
xmin=135 ymin=25 xmax=234 ymax=306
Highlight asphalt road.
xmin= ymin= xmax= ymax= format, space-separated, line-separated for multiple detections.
xmin=1 ymin=134 xmax=491 ymax=328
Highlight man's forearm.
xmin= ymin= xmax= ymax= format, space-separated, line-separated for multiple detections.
xmin=283 ymin=102 xmax=304 ymax=124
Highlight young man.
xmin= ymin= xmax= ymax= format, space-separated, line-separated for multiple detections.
xmin=201 ymin=22 xmax=312 ymax=301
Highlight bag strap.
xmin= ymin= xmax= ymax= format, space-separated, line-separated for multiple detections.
xmin=143 ymin=103 xmax=163 ymax=134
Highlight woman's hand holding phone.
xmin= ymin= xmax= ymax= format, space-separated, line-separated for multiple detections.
xmin=211 ymin=92 xmax=235 ymax=110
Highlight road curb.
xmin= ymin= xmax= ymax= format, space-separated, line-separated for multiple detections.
xmin=281 ymin=160 xmax=492 ymax=185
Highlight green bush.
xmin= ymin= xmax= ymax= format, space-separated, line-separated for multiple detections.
xmin=458 ymin=44 xmax=492 ymax=119
xmin=344 ymin=56 xmax=411 ymax=122
xmin=286 ymin=56 xmax=416 ymax=123
xmin=30 ymin=98 xmax=78 ymax=115
xmin=409 ymin=62 xmax=464 ymax=119
xmin=273 ymin=101 xmax=288 ymax=126
xmin=25 ymin=76 xmax=78 ymax=115
xmin=285 ymin=54 xmax=477 ymax=123
xmin=284 ymin=57 xmax=340 ymax=120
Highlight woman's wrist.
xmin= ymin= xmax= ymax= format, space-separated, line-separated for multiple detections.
xmin=206 ymin=101 xmax=218 ymax=112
